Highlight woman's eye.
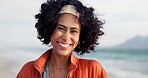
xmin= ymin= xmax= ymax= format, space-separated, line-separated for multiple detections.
xmin=71 ymin=30 xmax=78 ymax=34
xmin=57 ymin=27 xmax=65 ymax=31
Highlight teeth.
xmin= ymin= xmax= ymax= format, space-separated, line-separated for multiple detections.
xmin=59 ymin=43 xmax=70 ymax=47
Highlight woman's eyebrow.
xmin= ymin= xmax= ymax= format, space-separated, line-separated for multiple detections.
xmin=57 ymin=23 xmax=80 ymax=31
xmin=57 ymin=24 xmax=65 ymax=27
xmin=70 ymin=27 xmax=80 ymax=31
xmin=57 ymin=24 xmax=67 ymax=28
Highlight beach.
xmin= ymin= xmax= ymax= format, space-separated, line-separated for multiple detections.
xmin=0 ymin=47 xmax=148 ymax=78
xmin=0 ymin=47 xmax=44 ymax=78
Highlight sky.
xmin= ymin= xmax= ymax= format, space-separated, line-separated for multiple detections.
xmin=0 ymin=0 xmax=148 ymax=48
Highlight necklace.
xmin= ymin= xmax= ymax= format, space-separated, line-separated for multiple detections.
xmin=49 ymin=58 xmax=70 ymax=78
xmin=49 ymin=58 xmax=70 ymax=70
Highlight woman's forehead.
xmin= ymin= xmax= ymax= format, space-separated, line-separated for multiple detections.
xmin=57 ymin=14 xmax=81 ymax=29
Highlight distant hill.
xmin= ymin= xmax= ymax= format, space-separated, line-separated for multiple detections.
xmin=110 ymin=35 xmax=148 ymax=50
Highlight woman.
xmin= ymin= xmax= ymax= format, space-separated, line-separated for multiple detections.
xmin=17 ymin=0 xmax=108 ymax=78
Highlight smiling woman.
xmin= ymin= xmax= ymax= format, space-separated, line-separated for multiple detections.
xmin=17 ymin=0 xmax=107 ymax=78
xmin=51 ymin=14 xmax=80 ymax=56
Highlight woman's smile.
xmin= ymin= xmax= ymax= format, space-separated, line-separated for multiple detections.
xmin=57 ymin=41 xmax=72 ymax=48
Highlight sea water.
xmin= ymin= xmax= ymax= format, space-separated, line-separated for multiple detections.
xmin=0 ymin=48 xmax=148 ymax=78
xmin=81 ymin=49 xmax=148 ymax=78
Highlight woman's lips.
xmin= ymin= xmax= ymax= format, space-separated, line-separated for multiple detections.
xmin=57 ymin=41 xmax=72 ymax=48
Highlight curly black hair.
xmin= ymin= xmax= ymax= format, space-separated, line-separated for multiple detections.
xmin=35 ymin=0 xmax=105 ymax=55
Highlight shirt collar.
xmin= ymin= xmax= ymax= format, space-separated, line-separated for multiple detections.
xmin=34 ymin=49 xmax=79 ymax=75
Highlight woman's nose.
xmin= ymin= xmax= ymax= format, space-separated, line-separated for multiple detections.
xmin=62 ymin=32 xmax=71 ymax=41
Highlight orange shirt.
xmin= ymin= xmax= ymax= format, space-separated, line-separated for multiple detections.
xmin=17 ymin=49 xmax=108 ymax=78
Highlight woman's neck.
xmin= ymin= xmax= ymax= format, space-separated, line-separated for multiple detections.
xmin=49 ymin=50 xmax=71 ymax=69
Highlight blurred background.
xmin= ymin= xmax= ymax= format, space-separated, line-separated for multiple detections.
xmin=0 ymin=0 xmax=148 ymax=78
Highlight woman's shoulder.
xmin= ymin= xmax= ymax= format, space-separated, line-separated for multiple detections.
xmin=17 ymin=60 xmax=41 ymax=78
xmin=18 ymin=61 xmax=34 ymax=71
xmin=78 ymin=58 xmax=102 ymax=68
xmin=78 ymin=58 xmax=108 ymax=78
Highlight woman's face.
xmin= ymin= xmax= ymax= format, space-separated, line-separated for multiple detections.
xmin=51 ymin=14 xmax=80 ymax=56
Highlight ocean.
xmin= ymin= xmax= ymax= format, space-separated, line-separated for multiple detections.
xmin=83 ymin=49 xmax=148 ymax=78
xmin=0 ymin=48 xmax=148 ymax=78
